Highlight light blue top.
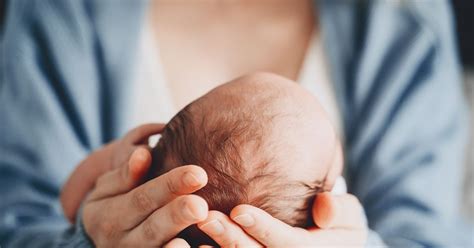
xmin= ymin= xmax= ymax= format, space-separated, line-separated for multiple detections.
xmin=0 ymin=0 xmax=471 ymax=247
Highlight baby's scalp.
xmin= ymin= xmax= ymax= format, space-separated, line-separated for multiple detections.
xmin=152 ymin=72 xmax=341 ymax=245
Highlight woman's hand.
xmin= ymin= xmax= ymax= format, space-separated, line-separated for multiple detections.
xmin=60 ymin=123 xmax=207 ymax=246
xmin=82 ymin=147 xmax=209 ymax=247
xmin=61 ymin=123 xmax=167 ymax=223
xmin=198 ymin=193 xmax=368 ymax=247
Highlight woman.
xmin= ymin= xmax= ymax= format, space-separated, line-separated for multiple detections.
xmin=0 ymin=0 xmax=469 ymax=247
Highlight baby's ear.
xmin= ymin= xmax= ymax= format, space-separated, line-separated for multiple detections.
xmin=324 ymin=141 xmax=343 ymax=191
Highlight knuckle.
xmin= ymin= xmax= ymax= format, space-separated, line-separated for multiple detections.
xmin=99 ymin=219 xmax=119 ymax=240
xmin=95 ymin=174 xmax=108 ymax=188
xmin=142 ymin=219 xmax=159 ymax=241
xmin=170 ymin=207 xmax=186 ymax=226
xmin=256 ymin=227 xmax=271 ymax=241
xmin=166 ymin=176 xmax=180 ymax=195
xmin=170 ymin=197 xmax=191 ymax=225
xmin=83 ymin=203 xmax=124 ymax=245
xmin=131 ymin=190 xmax=154 ymax=212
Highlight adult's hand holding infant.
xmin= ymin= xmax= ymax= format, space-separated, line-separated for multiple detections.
xmin=61 ymin=124 xmax=210 ymax=247
xmin=198 ymin=192 xmax=368 ymax=247
xmin=81 ymin=148 xmax=209 ymax=247
xmin=61 ymin=123 xmax=168 ymax=222
xmin=82 ymin=152 xmax=209 ymax=247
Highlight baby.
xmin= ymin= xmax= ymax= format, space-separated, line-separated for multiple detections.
xmin=149 ymin=73 xmax=343 ymax=245
xmin=60 ymin=73 xmax=343 ymax=246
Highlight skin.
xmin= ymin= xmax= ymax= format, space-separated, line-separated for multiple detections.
xmin=61 ymin=124 xmax=165 ymax=223
xmin=62 ymin=124 xmax=210 ymax=246
xmin=151 ymin=0 xmax=315 ymax=111
xmin=159 ymin=73 xmax=343 ymax=194
xmin=62 ymin=136 xmax=366 ymax=247
xmin=180 ymin=74 xmax=367 ymax=247
xmin=62 ymin=74 xmax=367 ymax=247
xmin=61 ymin=0 xmax=367 ymax=245
xmin=220 ymin=74 xmax=341 ymax=187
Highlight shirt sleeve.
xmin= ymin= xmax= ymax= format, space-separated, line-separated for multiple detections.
xmin=56 ymin=207 xmax=94 ymax=248
xmin=345 ymin=1 xmax=471 ymax=246
xmin=0 ymin=0 xmax=103 ymax=246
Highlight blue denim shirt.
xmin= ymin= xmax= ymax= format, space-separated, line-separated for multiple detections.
xmin=0 ymin=0 xmax=471 ymax=247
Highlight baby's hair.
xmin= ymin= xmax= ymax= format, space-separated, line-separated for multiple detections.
xmin=154 ymin=99 xmax=324 ymax=221
xmin=151 ymin=90 xmax=325 ymax=245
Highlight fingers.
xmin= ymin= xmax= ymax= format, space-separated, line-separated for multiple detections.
xmin=112 ymin=143 xmax=151 ymax=172
xmin=198 ymin=211 xmax=262 ymax=248
xmin=125 ymin=195 xmax=208 ymax=246
xmin=125 ymin=123 xmax=166 ymax=144
xmin=313 ymin=192 xmax=365 ymax=229
xmin=66 ymin=123 xmax=164 ymax=215
xmin=163 ymin=238 xmax=190 ymax=248
xmin=230 ymin=205 xmax=307 ymax=247
xmin=128 ymin=147 xmax=154 ymax=182
xmin=115 ymin=165 xmax=208 ymax=227
xmin=88 ymin=148 xmax=152 ymax=201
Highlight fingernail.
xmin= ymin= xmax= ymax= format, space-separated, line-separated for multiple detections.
xmin=199 ymin=219 xmax=224 ymax=235
xmin=232 ymin=214 xmax=254 ymax=227
xmin=182 ymin=172 xmax=201 ymax=187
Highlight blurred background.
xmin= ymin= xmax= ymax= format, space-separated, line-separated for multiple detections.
xmin=0 ymin=0 xmax=472 ymax=220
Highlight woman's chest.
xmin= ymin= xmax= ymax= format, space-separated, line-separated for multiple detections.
xmin=157 ymin=35 xmax=310 ymax=111
xmin=150 ymin=10 xmax=314 ymax=111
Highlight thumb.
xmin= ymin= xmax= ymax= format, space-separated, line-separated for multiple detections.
xmin=127 ymin=146 xmax=153 ymax=183
xmin=313 ymin=193 xmax=366 ymax=229
xmin=80 ymin=147 xmax=153 ymax=206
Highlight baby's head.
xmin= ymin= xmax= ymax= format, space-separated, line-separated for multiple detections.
xmin=152 ymin=73 xmax=342 ymax=245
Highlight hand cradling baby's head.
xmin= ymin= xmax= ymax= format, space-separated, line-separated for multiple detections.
xmin=152 ymin=73 xmax=342 ymax=246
